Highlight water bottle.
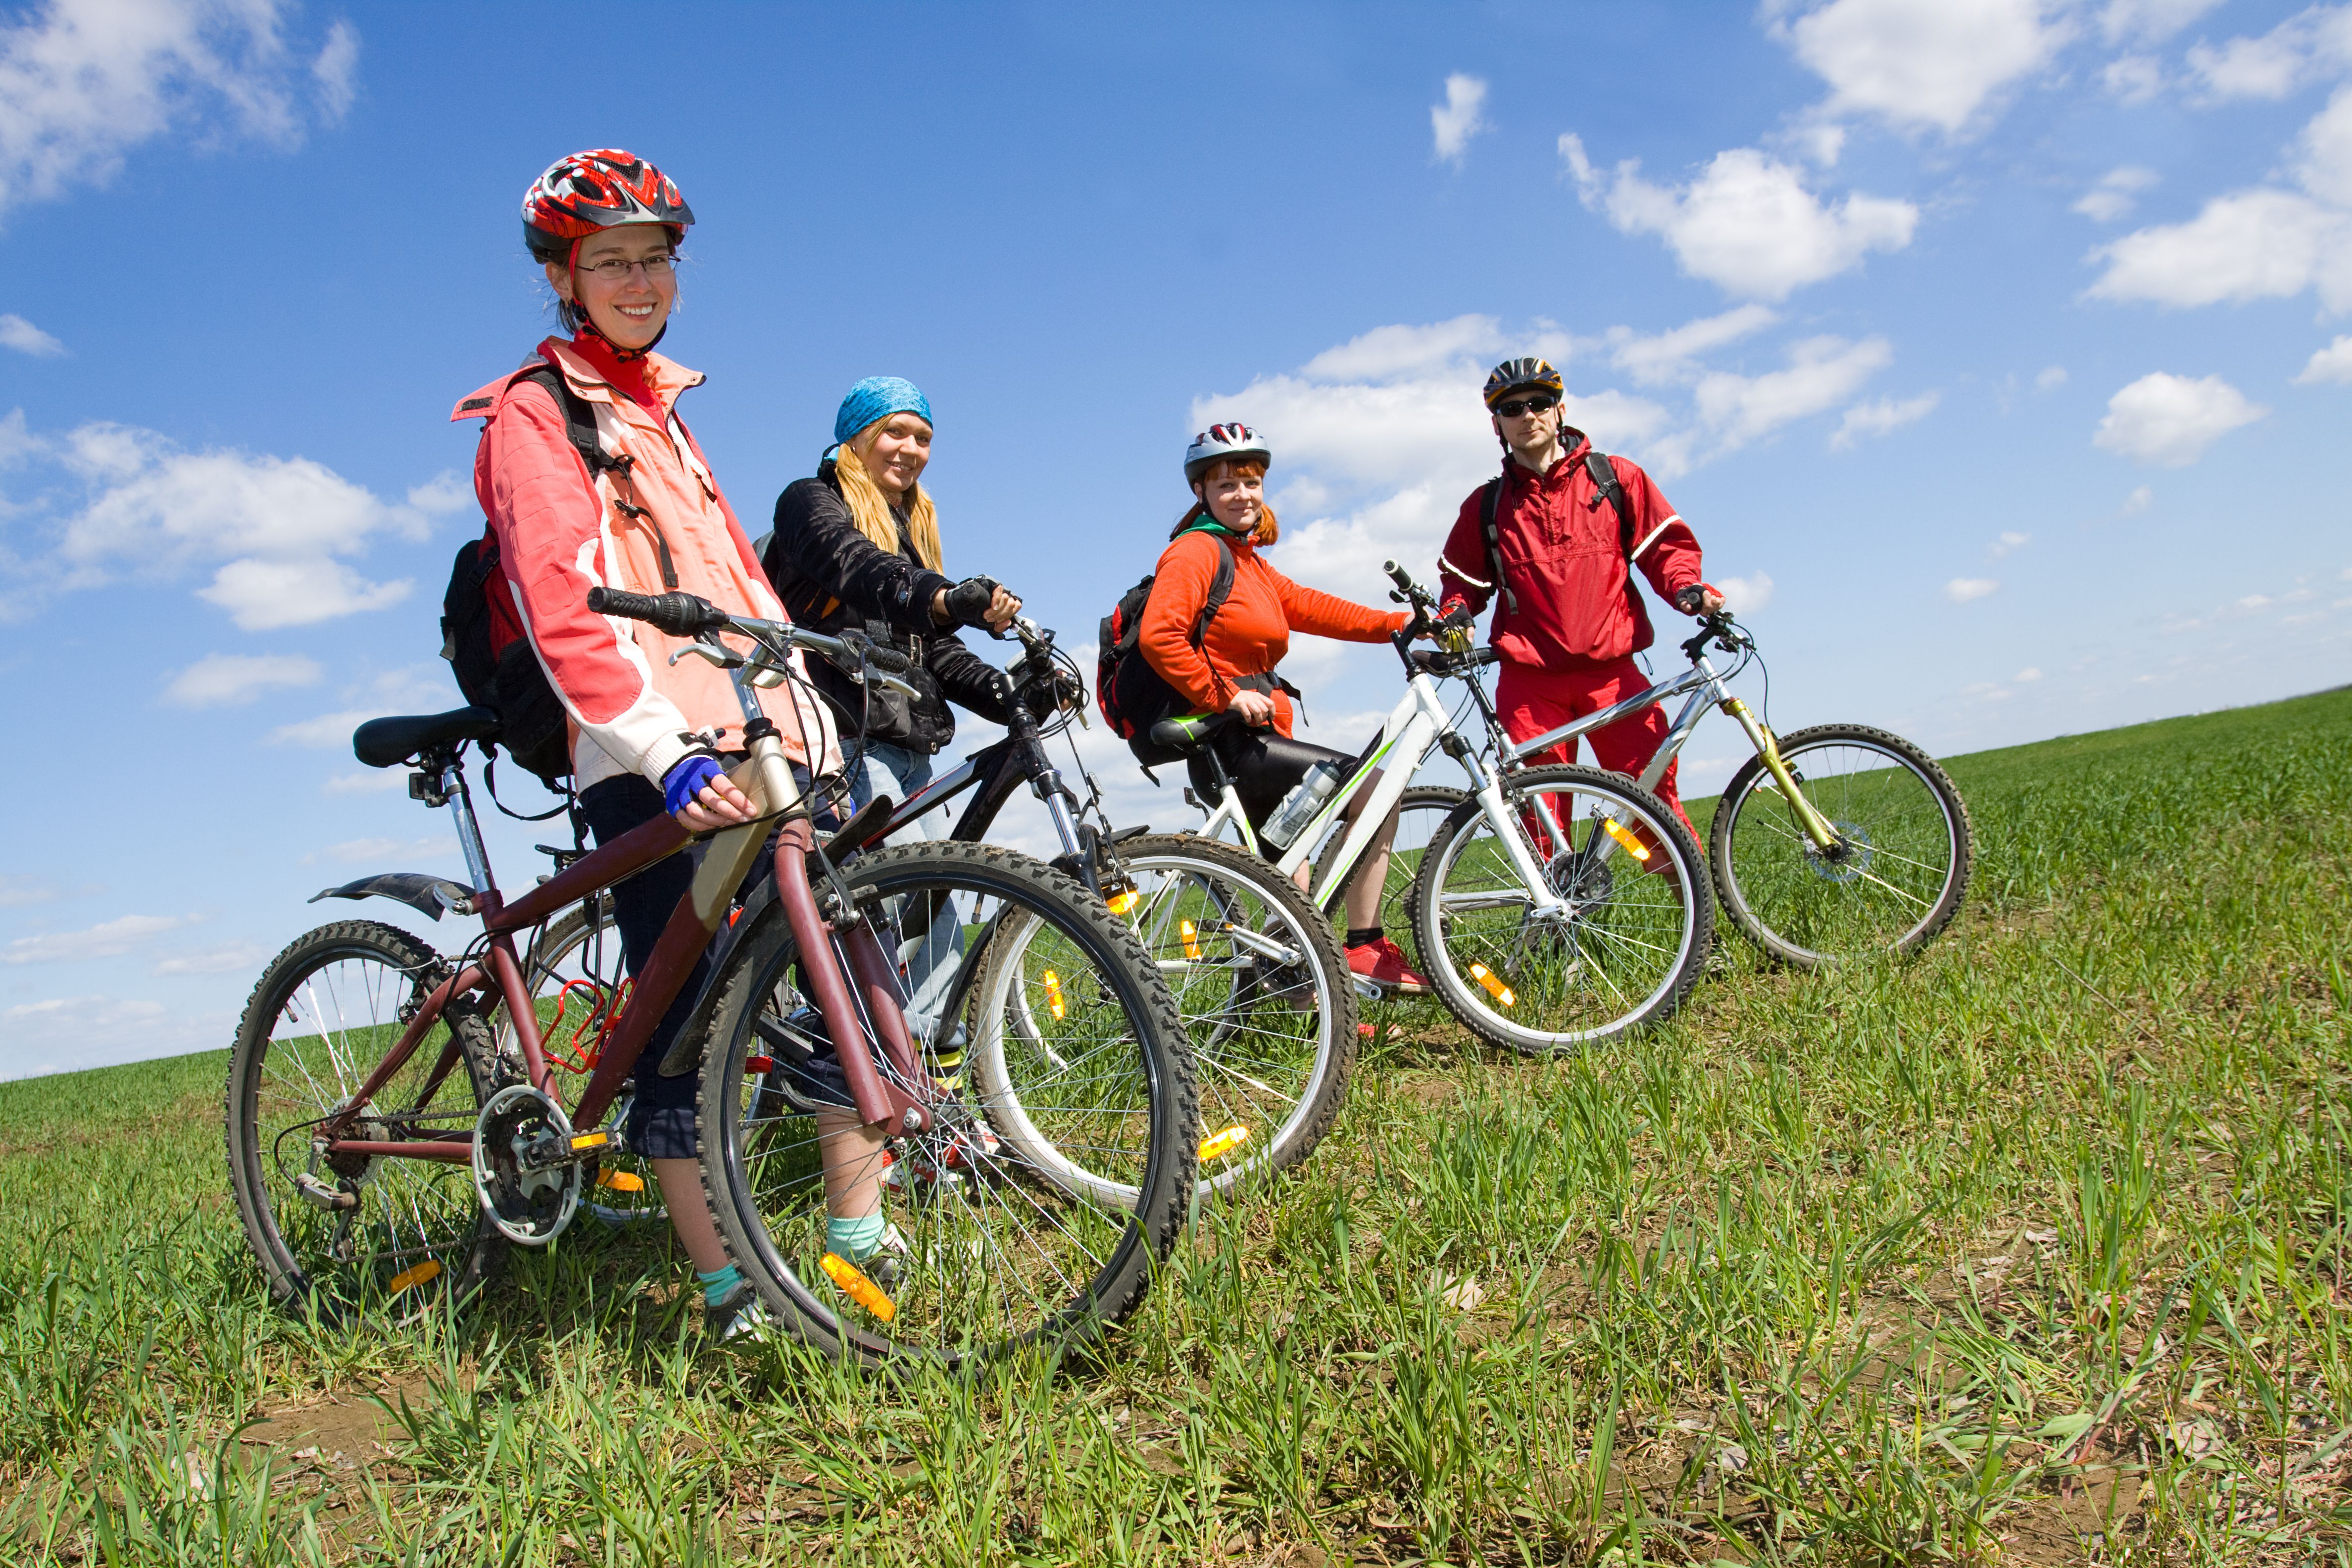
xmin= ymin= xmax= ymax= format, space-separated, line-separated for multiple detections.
xmin=1259 ymin=760 xmax=1346 ymax=850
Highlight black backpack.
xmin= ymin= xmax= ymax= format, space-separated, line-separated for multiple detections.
xmin=1477 ymin=447 xmax=1635 ymax=615
xmin=1096 ymin=527 xmax=1238 ymax=741
xmin=440 ymin=364 xmax=620 ymax=790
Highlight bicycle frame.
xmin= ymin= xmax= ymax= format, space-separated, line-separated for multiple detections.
xmin=314 ymin=618 xmax=940 ymax=1176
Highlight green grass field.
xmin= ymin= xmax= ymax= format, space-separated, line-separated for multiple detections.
xmin=3 ymin=688 xmax=2348 ymax=1566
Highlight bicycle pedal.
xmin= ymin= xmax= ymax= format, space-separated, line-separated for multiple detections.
xmin=518 ymin=1125 xmax=624 ymax=1172
xmin=1350 ymin=975 xmax=1385 ymax=1003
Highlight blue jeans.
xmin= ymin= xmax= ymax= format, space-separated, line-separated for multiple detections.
xmin=847 ymin=741 xmax=966 ymax=1041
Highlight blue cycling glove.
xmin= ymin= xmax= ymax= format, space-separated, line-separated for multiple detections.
xmin=663 ymin=753 xmax=725 ymax=816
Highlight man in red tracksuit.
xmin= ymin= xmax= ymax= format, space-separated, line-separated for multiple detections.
xmin=1433 ymin=356 xmax=1722 ymax=842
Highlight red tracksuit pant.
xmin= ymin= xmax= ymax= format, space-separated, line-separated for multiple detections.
xmin=1495 ymin=657 xmax=1700 ymax=847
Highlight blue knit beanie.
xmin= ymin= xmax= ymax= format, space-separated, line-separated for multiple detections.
xmin=833 ymin=376 xmax=934 ymax=444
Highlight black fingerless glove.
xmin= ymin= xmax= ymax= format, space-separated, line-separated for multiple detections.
xmin=943 ymin=575 xmax=1001 ymax=629
xmin=1435 ymin=602 xmax=1476 ymax=634
xmin=1021 ymin=671 xmax=1081 ymax=719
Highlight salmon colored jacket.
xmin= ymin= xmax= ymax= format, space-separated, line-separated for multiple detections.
xmin=453 ymin=338 xmax=837 ymax=791
xmin=1137 ymin=525 xmax=1408 ymax=738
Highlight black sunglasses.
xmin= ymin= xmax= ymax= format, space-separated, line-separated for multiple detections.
xmin=1493 ymin=394 xmax=1560 ymax=419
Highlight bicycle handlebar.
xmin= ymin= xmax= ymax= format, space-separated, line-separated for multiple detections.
xmin=586 ymin=586 xmax=728 ymax=637
xmin=587 ymin=587 xmax=918 ymax=692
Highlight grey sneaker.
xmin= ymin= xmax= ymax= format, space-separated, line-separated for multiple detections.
xmin=704 ymin=1282 xmax=773 ymax=1345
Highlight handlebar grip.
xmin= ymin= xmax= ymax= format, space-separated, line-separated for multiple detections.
xmin=586 ymin=587 xmax=725 ymax=637
xmin=1383 ymin=559 xmax=1417 ymax=594
xmin=863 ymin=642 xmax=915 ymax=676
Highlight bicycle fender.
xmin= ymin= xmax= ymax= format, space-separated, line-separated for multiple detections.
xmin=307 ymin=871 xmax=476 ymax=922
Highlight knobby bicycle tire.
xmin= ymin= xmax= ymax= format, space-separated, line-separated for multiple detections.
xmin=226 ymin=920 xmax=506 ymax=1319
xmin=693 ymin=841 xmax=1196 ymax=1368
xmin=1413 ymin=764 xmax=1712 ymax=1054
xmin=1708 ymin=723 xmax=1972 ymax=969
xmin=978 ymin=832 xmax=1356 ymax=1203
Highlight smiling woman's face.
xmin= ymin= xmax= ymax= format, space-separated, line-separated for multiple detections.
xmin=1194 ymin=463 xmax=1264 ymax=532
xmin=544 ymin=225 xmax=677 ymax=350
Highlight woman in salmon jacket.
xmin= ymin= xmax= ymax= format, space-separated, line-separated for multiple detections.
xmin=1130 ymin=424 xmax=1434 ymax=993
xmin=451 ymin=149 xmax=882 ymax=1341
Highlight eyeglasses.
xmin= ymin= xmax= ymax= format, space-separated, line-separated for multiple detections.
xmin=1493 ymin=394 xmax=1559 ymax=419
xmin=578 ymin=254 xmax=676 ymax=282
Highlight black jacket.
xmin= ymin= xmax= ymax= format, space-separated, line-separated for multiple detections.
xmin=763 ymin=463 xmax=1012 ymax=754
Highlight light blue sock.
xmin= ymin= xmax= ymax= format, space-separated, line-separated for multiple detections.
xmin=697 ymin=1262 xmax=744 ymax=1307
xmin=825 ymin=1212 xmax=886 ymax=1262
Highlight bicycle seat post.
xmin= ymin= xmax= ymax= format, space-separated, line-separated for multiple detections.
xmin=438 ymin=748 xmax=500 ymax=907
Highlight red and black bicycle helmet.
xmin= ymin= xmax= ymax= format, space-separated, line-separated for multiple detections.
xmin=522 ymin=149 xmax=695 ymax=263
xmin=1482 ymin=355 xmax=1564 ymax=409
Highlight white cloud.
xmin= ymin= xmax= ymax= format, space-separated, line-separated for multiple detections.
xmin=322 ymin=769 xmax=407 ymax=795
xmin=2073 ymin=165 xmax=2159 ymax=222
xmin=1693 ymin=335 xmax=1894 ymax=452
xmin=2036 ymin=365 xmax=2069 ymax=391
xmin=2121 ymin=484 xmax=2154 ymax=514
xmin=3 ymin=912 xmax=199 ymax=965
xmin=2185 ymin=5 xmax=2352 ymax=101
xmin=1562 ymin=136 xmax=1916 ymax=300
xmin=0 ymin=994 xmax=226 ymax=1079
xmin=1716 ymin=571 xmax=1774 ymax=614
xmin=1606 ymin=304 xmax=1779 ymax=385
xmin=153 ymin=940 xmax=268 ymax=976
xmin=1301 ymin=315 xmax=1504 ymax=382
xmin=269 ymin=708 xmax=377 ymax=748
xmin=1829 ymin=389 xmax=1939 ymax=448
xmin=2015 ymin=665 xmax=2044 ymax=680
xmin=2087 ymin=188 xmax=2352 ymax=310
xmin=2296 ymin=333 xmax=2352 ymax=383
xmin=2093 ymin=372 xmax=2269 ymax=466
xmin=404 ymin=469 xmax=472 ymax=515
xmin=0 ymin=874 xmax=59 ymax=906
xmin=2101 ymin=0 xmax=2224 ymax=45
xmin=1774 ymin=0 xmax=2074 ymax=134
xmin=0 ymin=312 xmax=63 ymax=355
xmin=2103 ymin=53 xmax=2166 ymax=101
xmin=1430 ymin=73 xmax=1488 ymax=166
xmin=305 ymin=835 xmax=455 ymax=867
xmin=0 ymin=0 xmax=359 ymax=223
xmin=1989 ymin=530 xmax=2031 ymax=558
xmin=161 ymin=651 xmax=321 ymax=708
xmin=2297 ymin=83 xmax=2352 ymax=207
xmin=1946 ymin=577 xmax=2001 ymax=602
xmin=5 ymin=414 xmax=432 ymax=627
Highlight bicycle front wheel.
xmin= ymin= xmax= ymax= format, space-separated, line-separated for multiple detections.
xmin=1309 ymin=784 xmax=1464 ymax=974
xmin=1413 ymin=765 xmax=1711 ymax=1054
xmin=979 ymin=832 xmax=1355 ymax=1202
xmin=225 ymin=921 xmax=505 ymax=1318
xmin=1709 ymin=724 xmax=1972 ymax=968
xmin=695 ymin=842 xmax=1195 ymax=1367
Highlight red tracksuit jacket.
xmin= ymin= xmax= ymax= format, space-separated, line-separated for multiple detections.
xmin=1436 ymin=436 xmax=1703 ymax=669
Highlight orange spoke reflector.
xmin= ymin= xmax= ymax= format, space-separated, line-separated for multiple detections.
xmin=1041 ymin=969 xmax=1067 ymax=1021
xmin=1470 ymin=963 xmax=1517 ymax=1008
xmin=1197 ymin=1125 xmax=1251 ymax=1162
xmin=1179 ymin=920 xmax=1201 ymax=961
xmin=1600 ymin=818 xmax=1651 ymax=862
xmin=743 ymin=1054 xmax=775 ymax=1075
xmin=387 ymin=1259 xmax=442 ymax=1296
xmin=1105 ymin=888 xmax=1139 ymax=916
xmin=594 ymin=1169 xmax=645 ymax=1193
xmin=820 ymin=1252 xmax=897 ymax=1322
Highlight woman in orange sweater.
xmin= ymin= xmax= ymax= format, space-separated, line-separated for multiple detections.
xmin=1134 ymin=424 xmax=1430 ymax=992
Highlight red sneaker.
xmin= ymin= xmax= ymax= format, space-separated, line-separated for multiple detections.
xmin=1347 ymin=936 xmax=1430 ymax=995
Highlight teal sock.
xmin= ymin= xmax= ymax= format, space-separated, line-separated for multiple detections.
xmin=697 ymin=1263 xmax=743 ymax=1307
xmin=825 ymin=1212 xmax=886 ymax=1262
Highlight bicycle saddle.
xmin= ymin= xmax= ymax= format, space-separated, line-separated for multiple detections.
xmin=1146 ymin=713 xmax=1229 ymax=753
xmin=353 ymin=707 xmax=503 ymax=768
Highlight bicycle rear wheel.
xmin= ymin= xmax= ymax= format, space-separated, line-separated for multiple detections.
xmin=1413 ymin=765 xmax=1711 ymax=1054
xmin=695 ymin=842 xmax=1195 ymax=1366
xmin=978 ymin=832 xmax=1354 ymax=1202
xmin=1709 ymin=723 xmax=1972 ymax=968
xmin=225 ymin=921 xmax=505 ymax=1317
xmin=1309 ymin=784 xmax=1464 ymax=973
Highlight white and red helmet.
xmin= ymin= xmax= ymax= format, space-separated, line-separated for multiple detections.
xmin=522 ymin=149 xmax=694 ymax=263
xmin=1184 ymin=422 xmax=1272 ymax=485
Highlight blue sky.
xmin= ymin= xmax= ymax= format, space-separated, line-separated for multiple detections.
xmin=2 ymin=0 xmax=2347 ymax=1078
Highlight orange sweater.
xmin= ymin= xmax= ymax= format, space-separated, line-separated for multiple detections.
xmin=1137 ymin=528 xmax=1408 ymax=737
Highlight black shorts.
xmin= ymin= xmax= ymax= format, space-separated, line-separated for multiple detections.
xmin=1187 ymin=726 xmax=1377 ymax=858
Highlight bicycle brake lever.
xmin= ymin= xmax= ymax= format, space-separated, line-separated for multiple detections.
xmin=669 ymin=640 xmax=744 ymax=670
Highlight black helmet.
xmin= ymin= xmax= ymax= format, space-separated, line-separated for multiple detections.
xmin=1483 ymin=356 xmax=1564 ymax=409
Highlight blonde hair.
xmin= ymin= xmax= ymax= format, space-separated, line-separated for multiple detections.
xmin=1174 ymin=457 xmax=1278 ymax=544
xmin=834 ymin=421 xmax=943 ymax=571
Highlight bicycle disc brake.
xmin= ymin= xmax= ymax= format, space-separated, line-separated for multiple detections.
xmin=471 ymin=1084 xmax=583 ymax=1245
xmin=1804 ymin=821 xmax=1872 ymax=883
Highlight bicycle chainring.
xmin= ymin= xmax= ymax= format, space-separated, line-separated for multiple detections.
xmin=470 ymin=1083 xmax=581 ymax=1246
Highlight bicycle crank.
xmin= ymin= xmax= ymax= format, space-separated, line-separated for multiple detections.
xmin=470 ymin=1083 xmax=591 ymax=1245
